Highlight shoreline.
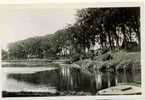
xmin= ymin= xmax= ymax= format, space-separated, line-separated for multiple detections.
xmin=2 ymin=91 xmax=59 ymax=97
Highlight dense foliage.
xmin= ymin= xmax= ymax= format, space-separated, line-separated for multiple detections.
xmin=4 ymin=7 xmax=140 ymax=60
xmin=71 ymin=7 xmax=140 ymax=51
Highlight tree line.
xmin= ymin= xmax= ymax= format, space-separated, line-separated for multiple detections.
xmin=2 ymin=7 xmax=140 ymax=60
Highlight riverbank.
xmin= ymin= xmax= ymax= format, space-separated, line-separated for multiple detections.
xmin=75 ymin=50 xmax=141 ymax=73
xmin=2 ymin=90 xmax=93 ymax=97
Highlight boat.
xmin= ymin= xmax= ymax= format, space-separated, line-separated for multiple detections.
xmin=98 ymin=84 xmax=141 ymax=95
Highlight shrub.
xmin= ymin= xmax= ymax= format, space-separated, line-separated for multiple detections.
xmin=100 ymin=64 xmax=107 ymax=72
xmin=101 ymin=48 xmax=109 ymax=54
xmin=71 ymin=53 xmax=81 ymax=62
xmin=102 ymin=54 xmax=113 ymax=61
xmin=123 ymin=42 xmax=140 ymax=52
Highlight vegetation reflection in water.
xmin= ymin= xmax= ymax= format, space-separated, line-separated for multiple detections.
xmin=7 ymin=66 xmax=141 ymax=95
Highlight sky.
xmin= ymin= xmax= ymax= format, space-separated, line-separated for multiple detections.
xmin=0 ymin=4 xmax=77 ymax=50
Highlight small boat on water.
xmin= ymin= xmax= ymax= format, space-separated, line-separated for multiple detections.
xmin=98 ymin=84 xmax=141 ymax=95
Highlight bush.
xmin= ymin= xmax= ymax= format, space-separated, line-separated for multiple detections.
xmin=100 ymin=64 xmax=107 ymax=72
xmin=101 ymin=48 xmax=110 ymax=54
xmin=71 ymin=53 xmax=81 ymax=62
xmin=126 ymin=42 xmax=140 ymax=52
xmin=122 ymin=41 xmax=140 ymax=52
xmin=102 ymin=54 xmax=113 ymax=61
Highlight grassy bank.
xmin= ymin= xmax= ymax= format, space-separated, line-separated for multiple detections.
xmin=75 ymin=50 xmax=141 ymax=73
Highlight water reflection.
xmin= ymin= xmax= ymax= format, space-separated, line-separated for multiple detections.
xmin=4 ymin=66 xmax=141 ymax=94
xmin=117 ymin=70 xmax=140 ymax=84
xmin=58 ymin=67 xmax=140 ymax=93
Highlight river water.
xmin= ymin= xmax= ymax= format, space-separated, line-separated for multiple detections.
xmin=1 ymin=62 xmax=141 ymax=96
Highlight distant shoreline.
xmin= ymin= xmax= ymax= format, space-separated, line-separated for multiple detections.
xmin=1 ymin=59 xmax=70 ymax=67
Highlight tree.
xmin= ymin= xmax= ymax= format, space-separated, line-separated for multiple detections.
xmin=73 ymin=7 xmax=140 ymax=52
xmin=2 ymin=49 xmax=8 ymax=60
xmin=7 ymin=7 xmax=140 ymax=59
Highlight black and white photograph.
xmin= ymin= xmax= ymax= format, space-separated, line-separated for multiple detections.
xmin=0 ymin=3 xmax=142 ymax=99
